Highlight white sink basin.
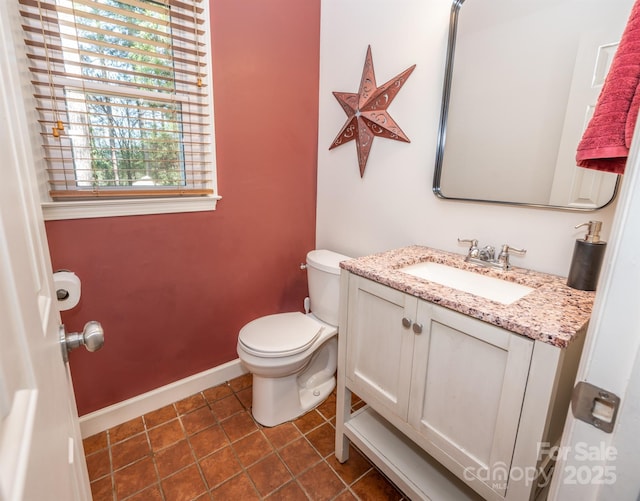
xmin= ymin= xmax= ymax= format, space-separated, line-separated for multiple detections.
xmin=400 ymin=261 xmax=534 ymax=305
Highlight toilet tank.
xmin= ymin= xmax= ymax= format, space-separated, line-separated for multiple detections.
xmin=306 ymin=249 xmax=351 ymax=326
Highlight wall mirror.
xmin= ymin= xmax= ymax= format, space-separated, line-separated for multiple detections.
xmin=433 ymin=0 xmax=633 ymax=210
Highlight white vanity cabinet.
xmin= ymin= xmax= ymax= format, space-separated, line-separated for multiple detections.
xmin=344 ymin=277 xmax=416 ymax=422
xmin=336 ymin=271 xmax=586 ymax=501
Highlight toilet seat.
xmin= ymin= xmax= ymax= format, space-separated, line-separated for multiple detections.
xmin=238 ymin=312 xmax=323 ymax=358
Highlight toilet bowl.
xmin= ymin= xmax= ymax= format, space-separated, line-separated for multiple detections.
xmin=236 ymin=249 xmax=350 ymax=427
xmin=238 ymin=312 xmax=338 ymax=426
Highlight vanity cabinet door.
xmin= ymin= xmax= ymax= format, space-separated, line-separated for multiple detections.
xmin=345 ymin=275 xmax=417 ymax=421
xmin=408 ymin=301 xmax=534 ymax=497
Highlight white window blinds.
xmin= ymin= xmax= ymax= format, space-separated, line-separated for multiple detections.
xmin=19 ymin=0 xmax=214 ymax=200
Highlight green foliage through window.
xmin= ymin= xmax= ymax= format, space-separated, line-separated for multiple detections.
xmin=20 ymin=0 xmax=213 ymax=199
xmin=69 ymin=0 xmax=185 ymax=189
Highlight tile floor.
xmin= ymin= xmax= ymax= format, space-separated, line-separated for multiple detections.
xmin=83 ymin=374 xmax=407 ymax=500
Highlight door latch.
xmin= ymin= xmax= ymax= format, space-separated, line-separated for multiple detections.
xmin=571 ymin=381 xmax=620 ymax=433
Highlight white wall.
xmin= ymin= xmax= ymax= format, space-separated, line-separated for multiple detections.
xmin=316 ymin=0 xmax=619 ymax=277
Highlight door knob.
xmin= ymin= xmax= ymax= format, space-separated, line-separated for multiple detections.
xmin=59 ymin=321 xmax=105 ymax=362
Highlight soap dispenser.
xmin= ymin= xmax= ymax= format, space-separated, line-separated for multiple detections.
xmin=567 ymin=221 xmax=606 ymax=291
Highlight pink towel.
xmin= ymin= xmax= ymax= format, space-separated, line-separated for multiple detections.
xmin=576 ymin=0 xmax=640 ymax=174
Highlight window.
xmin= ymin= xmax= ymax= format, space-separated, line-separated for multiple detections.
xmin=19 ymin=0 xmax=219 ymax=219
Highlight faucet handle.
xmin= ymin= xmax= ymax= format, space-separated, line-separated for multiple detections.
xmin=500 ymin=244 xmax=526 ymax=256
xmin=458 ymin=238 xmax=479 ymax=258
xmin=497 ymin=244 xmax=526 ymax=269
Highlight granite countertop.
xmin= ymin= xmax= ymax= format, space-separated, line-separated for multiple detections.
xmin=339 ymin=245 xmax=596 ymax=348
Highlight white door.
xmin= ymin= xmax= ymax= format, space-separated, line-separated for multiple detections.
xmin=548 ymin=0 xmax=632 ymax=208
xmin=548 ymin=96 xmax=640 ymax=497
xmin=0 ymin=2 xmax=92 ymax=499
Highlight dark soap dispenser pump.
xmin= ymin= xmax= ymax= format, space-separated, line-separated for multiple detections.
xmin=567 ymin=221 xmax=606 ymax=291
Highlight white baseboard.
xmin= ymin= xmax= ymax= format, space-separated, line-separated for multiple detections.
xmin=79 ymin=359 xmax=248 ymax=438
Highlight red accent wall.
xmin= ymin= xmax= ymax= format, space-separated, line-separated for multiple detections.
xmin=45 ymin=0 xmax=321 ymax=416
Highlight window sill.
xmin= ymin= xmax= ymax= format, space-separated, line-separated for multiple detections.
xmin=42 ymin=195 xmax=222 ymax=221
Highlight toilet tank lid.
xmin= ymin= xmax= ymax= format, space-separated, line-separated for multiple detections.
xmin=306 ymin=250 xmax=351 ymax=275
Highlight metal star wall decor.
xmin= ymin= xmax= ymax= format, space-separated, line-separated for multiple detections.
xmin=329 ymin=45 xmax=416 ymax=177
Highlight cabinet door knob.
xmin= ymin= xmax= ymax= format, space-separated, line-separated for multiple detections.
xmin=412 ymin=322 xmax=423 ymax=334
xmin=402 ymin=317 xmax=412 ymax=328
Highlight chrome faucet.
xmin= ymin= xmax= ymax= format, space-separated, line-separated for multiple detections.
xmin=478 ymin=245 xmax=495 ymax=262
xmin=458 ymin=239 xmax=526 ymax=270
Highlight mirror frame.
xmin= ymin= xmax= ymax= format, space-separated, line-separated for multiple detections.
xmin=432 ymin=0 xmax=620 ymax=211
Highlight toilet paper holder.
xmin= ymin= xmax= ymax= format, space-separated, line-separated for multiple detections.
xmin=53 ymin=269 xmax=105 ymax=360
xmin=53 ymin=269 xmax=81 ymax=311
xmin=55 ymin=268 xmax=71 ymax=299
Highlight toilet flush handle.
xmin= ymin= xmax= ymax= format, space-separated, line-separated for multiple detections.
xmin=300 ymin=263 xmax=307 ymax=270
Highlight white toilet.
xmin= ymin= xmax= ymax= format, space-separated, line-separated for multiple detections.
xmin=236 ymin=249 xmax=351 ymax=427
